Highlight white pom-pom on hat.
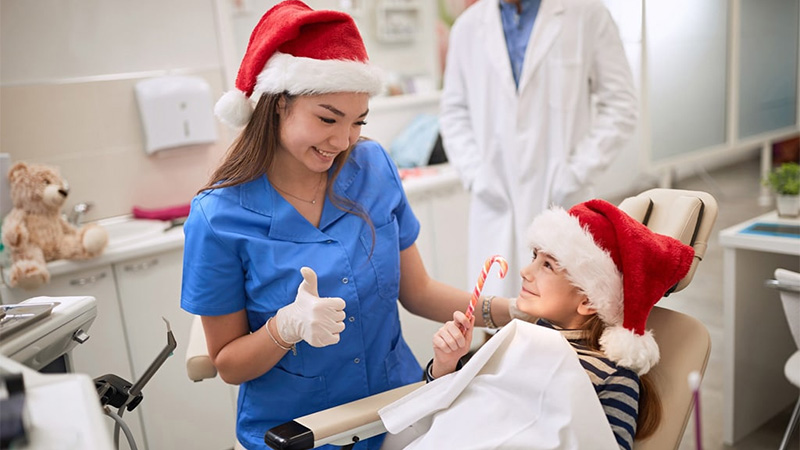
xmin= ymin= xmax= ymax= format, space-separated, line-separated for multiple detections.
xmin=599 ymin=325 xmax=660 ymax=375
xmin=214 ymin=90 xmax=253 ymax=129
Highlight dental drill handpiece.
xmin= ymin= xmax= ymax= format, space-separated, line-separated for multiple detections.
xmin=125 ymin=317 xmax=178 ymax=410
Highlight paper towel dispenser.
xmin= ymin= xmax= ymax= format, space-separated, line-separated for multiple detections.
xmin=134 ymin=76 xmax=218 ymax=154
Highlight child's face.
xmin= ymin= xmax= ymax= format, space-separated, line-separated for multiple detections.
xmin=516 ymin=249 xmax=593 ymax=329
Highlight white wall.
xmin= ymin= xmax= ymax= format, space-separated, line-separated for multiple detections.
xmin=0 ymin=0 xmax=231 ymax=221
xmin=2 ymin=0 xmax=796 ymax=221
xmin=0 ymin=0 xmax=443 ymax=221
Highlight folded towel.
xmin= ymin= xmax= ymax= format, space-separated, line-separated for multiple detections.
xmin=132 ymin=204 xmax=190 ymax=221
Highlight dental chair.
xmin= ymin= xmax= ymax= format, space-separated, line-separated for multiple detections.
xmin=185 ymin=188 xmax=718 ymax=450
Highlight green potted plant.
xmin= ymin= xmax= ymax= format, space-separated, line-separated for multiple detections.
xmin=763 ymin=161 xmax=800 ymax=217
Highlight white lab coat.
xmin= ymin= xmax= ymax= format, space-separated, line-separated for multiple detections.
xmin=378 ymin=320 xmax=618 ymax=449
xmin=439 ymin=0 xmax=637 ymax=297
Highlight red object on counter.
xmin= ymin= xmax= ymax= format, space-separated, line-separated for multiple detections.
xmin=398 ymin=166 xmax=439 ymax=180
xmin=132 ymin=204 xmax=191 ymax=221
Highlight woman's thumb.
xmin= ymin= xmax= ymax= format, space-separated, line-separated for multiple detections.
xmin=300 ymin=267 xmax=319 ymax=296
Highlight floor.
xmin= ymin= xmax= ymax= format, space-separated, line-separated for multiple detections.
xmin=610 ymin=156 xmax=799 ymax=450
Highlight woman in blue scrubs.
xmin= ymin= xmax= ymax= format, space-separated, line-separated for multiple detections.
xmin=180 ymin=2 xmax=513 ymax=449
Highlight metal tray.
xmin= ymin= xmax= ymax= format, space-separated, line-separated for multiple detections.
xmin=0 ymin=302 xmax=59 ymax=340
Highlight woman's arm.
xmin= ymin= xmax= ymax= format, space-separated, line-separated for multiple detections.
xmin=398 ymin=243 xmax=511 ymax=327
xmin=201 ymin=310 xmax=291 ymax=385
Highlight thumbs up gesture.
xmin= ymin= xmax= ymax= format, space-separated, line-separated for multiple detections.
xmin=275 ymin=267 xmax=346 ymax=348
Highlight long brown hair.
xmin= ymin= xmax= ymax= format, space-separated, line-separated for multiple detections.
xmin=200 ymin=92 xmax=373 ymax=234
xmin=583 ymin=315 xmax=662 ymax=440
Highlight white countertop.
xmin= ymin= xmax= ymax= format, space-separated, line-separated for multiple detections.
xmin=3 ymin=164 xmax=464 ymax=280
xmin=719 ymin=210 xmax=800 ymax=255
xmin=36 ymin=224 xmax=186 ymax=279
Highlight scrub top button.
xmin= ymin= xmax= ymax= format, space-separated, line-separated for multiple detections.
xmin=342 ymin=277 xmax=349 ymax=284
xmin=348 ymin=316 xmax=355 ymax=322
xmin=326 ymin=240 xmax=333 ymax=244
xmin=354 ymin=358 xmax=360 ymax=364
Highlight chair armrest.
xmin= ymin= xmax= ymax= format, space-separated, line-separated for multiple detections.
xmin=265 ymin=381 xmax=424 ymax=450
xmin=185 ymin=315 xmax=217 ymax=382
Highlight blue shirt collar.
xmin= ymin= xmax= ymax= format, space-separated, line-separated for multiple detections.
xmin=237 ymin=156 xmax=362 ymax=239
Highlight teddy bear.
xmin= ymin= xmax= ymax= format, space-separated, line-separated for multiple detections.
xmin=1 ymin=162 xmax=108 ymax=290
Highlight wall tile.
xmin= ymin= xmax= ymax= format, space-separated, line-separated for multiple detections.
xmin=0 ymin=69 xmax=232 ymax=220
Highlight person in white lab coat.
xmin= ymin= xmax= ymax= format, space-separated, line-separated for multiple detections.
xmin=439 ymin=0 xmax=637 ymax=299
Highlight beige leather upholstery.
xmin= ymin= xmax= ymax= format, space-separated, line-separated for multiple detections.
xmin=633 ymin=307 xmax=711 ymax=450
xmin=294 ymin=382 xmax=424 ymax=447
xmin=186 ymin=315 xmax=217 ymax=382
xmin=619 ymin=188 xmax=718 ymax=293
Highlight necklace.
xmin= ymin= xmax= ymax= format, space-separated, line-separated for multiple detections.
xmin=272 ymin=173 xmax=325 ymax=205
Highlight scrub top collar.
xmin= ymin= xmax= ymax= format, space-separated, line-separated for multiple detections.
xmin=237 ymin=155 xmax=363 ymax=242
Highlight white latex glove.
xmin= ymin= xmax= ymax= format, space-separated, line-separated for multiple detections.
xmin=508 ymin=297 xmax=536 ymax=323
xmin=275 ymin=267 xmax=346 ymax=348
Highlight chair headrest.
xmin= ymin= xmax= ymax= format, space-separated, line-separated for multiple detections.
xmin=618 ymin=188 xmax=718 ymax=293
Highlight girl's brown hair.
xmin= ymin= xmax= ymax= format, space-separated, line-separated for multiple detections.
xmin=583 ymin=315 xmax=662 ymax=440
xmin=199 ymin=92 xmax=373 ymax=235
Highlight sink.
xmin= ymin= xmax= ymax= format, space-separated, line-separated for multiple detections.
xmin=93 ymin=217 xmax=171 ymax=248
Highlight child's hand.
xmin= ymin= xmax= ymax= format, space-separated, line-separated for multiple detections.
xmin=431 ymin=311 xmax=474 ymax=378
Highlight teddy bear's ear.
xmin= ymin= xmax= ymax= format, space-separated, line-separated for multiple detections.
xmin=8 ymin=162 xmax=28 ymax=183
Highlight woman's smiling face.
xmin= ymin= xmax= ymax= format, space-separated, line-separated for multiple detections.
xmin=276 ymin=92 xmax=369 ymax=174
xmin=515 ymin=249 xmax=593 ymax=329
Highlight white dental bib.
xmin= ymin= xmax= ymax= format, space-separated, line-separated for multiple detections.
xmin=379 ymin=320 xmax=618 ymax=450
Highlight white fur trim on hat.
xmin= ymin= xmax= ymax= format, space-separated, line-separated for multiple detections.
xmin=214 ymin=89 xmax=254 ymax=128
xmin=254 ymin=52 xmax=383 ymax=97
xmin=526 ymin=207 xmax=624 ymax=327
xmin=599 ymin=325 xmax=660 ymax=375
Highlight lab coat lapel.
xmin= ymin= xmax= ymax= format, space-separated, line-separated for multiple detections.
xmin=480 ymin=0 xmax=517 ymax=95
xmin=518 ymin=0 xmax=565 ymax=93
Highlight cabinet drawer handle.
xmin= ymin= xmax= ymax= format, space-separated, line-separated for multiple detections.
xmin=69 ymin=272 xmax=107 ymax=286
xmin=123 ymin=258 xmax=159 ymax=272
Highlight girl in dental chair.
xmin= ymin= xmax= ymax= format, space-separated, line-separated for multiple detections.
xmin=429 ymin=199 xmax=695 ymax=450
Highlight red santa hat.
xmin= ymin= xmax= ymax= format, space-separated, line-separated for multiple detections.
xmin=527 ymin=199 xmax=695 ymax=375
xmin=215 ymin=0 xmax=383 ymax=128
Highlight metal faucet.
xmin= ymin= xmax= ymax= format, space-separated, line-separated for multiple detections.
xmin=67 ymin=202 xmax=93 ymax=226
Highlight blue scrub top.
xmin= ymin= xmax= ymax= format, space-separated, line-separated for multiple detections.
xmin=181 ymin=140 xmax=423 ymax=449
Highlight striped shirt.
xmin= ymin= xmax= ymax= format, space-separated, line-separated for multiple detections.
xmin=537 ymin=319 xmax=640 ymax=450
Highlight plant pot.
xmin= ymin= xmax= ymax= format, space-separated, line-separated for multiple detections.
xmin=776 ymin=194 xmax=800 ymax=218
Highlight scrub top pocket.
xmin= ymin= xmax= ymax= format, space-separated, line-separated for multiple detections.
xmin=241 ymin=366 xmax=328 ymax=422
xmin=360 ymin=218 xmax=401 ymax=300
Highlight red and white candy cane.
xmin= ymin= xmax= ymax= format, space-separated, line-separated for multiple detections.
xmin=465 ymin=255 xmax=509 ymax=321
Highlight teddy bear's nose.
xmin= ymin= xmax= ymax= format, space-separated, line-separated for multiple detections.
xmin=58 ymin=188 xmax=69 ymax=197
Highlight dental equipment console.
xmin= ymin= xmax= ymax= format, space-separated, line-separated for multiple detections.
xmin=0 ymin=296 xmax=106 ymax=449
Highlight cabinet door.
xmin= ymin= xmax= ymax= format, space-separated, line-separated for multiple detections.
xmin=114 ymin=249 xmax=237 ymax=450
xmin=0 ymin=265 xmax=147 ymax=448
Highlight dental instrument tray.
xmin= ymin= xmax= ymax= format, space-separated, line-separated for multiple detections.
xmin=0 ymin=302 xmax=59 ymax=340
